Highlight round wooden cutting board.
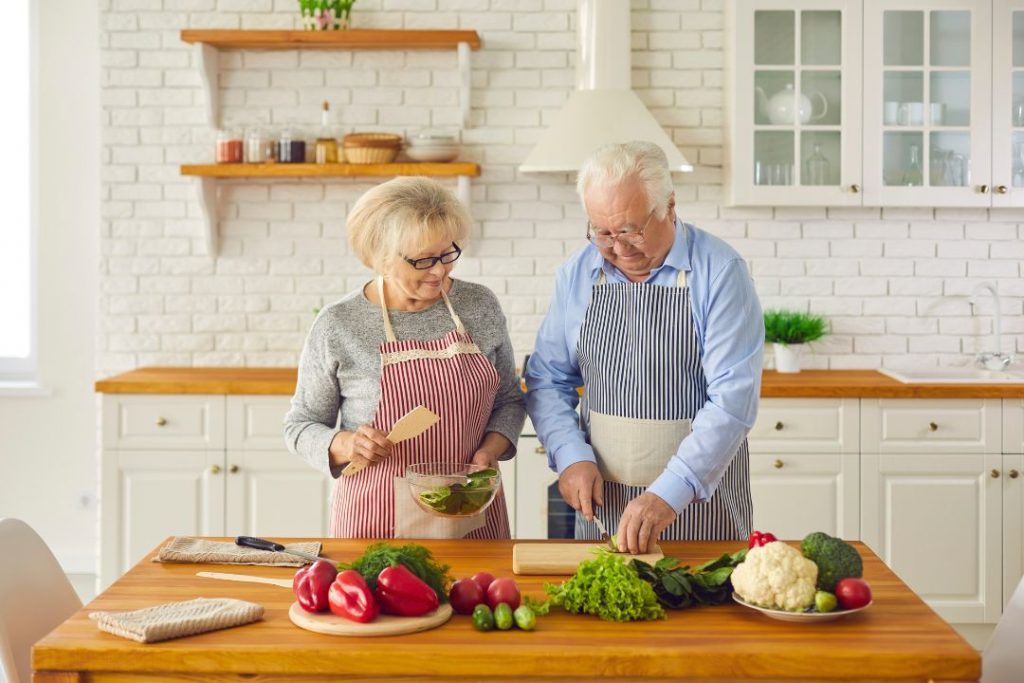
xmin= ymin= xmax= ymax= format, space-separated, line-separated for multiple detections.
xmin=288 ymin=602 xmax=453 ymax=637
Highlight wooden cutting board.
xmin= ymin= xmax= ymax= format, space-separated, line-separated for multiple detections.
xmin=288 ymin=602 xmax=453 ymax=637
xmin=512 ymin=542 xmax=664 ymax=575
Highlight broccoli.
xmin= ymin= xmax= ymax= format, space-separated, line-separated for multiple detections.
xmin=800 ymin=531 xmax=863 ymax=592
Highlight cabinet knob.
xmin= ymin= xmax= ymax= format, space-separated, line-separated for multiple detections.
xmin=997 ymin=185 xmax=1009 ymax=194
xmin=1010 ymin=469 xmax=1020 ymax=479
xmin=156 ymin=417 xmax=168 ymax=427
xmin=849 ymin=184 xmax=860 ymax=193
xmin=991 ymin=469 xmax=1001 ymax=479
xmin=978 ymin=184 xmax=990 ymax=194
xmin=229 ymin=464 xmax=240 ymax=474
xmin=774 ymin=421 xmax=784 ymax=431
xmin=209 ymin=465 xmax=222 ymax=475
xmin=928 ymin=421 xmax=938 ymax=432
xmin=773 ymin=459 xmax=784 ymax=469
xmin=534 ymin=445 xmax=546 ymax=455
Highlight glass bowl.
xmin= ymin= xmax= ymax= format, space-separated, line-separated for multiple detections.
xmin=406 ymin=463 xmax=500 ymax=518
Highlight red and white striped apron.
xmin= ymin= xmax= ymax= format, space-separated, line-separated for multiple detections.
xmin=329 ymin=277 xmax=511 ymax=539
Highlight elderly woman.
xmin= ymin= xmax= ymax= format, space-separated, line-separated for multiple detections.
xmin=285 ymin=177 xmax=526 ymax=539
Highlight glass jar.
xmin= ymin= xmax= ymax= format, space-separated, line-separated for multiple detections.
xmin=804 ymin=143 xmax=830 ymax=186
xmin=278 ymin=128 xmax=306 ymax=163
xmin=215 ymin=129 xmax=243 ymax=164
xmin=900 ymin=144 xmax=924 ymax=187
xmin=244 ymin=128 xmax=265 ymax=163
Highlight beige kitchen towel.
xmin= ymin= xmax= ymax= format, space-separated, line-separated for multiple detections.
xmin=155 ymin=536 xmax=322 ymax=567
xmin=90 ymin=597 xmax=264 ymax=643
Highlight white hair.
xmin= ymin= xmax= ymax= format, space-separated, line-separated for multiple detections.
xmin=575 ymin=141 xmax=674 ymax=219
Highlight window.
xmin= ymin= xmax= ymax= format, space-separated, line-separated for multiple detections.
xmin=0 ymin=1 xmax=34 ymax=380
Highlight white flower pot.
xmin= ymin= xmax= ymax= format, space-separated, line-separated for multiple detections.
xmin=774 ymin=343 xmax=804 ymax=373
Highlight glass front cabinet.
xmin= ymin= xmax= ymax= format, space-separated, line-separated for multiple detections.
xmin=728 ymin=0 xmax=1024 ymax=207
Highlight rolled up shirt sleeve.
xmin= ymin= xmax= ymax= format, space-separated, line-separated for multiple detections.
xmin=647 ymin=258 xmax=764 ymax=513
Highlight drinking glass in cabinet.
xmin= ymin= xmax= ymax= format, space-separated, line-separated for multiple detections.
xmin=804 ymin=143 xmax=830 ymax=186
xmin=1013 ymin=142 xmax=1024 ymax=188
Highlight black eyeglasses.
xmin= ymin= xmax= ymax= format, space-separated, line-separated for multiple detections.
xmin=403 ymin=243 xmax=462 ymax=270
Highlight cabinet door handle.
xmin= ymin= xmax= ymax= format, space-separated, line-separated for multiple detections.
xmin=774 ymin=421 xmax=784 ymax=431
xmin=997 ymin=185 xmax=1009 ymax=194
xmin=991 ymin=469 xmax=1001 ymax=479
xmin=773 ymin=459 xmax=784 ymax=469
xmin=209 ymin=465 xmax=222 ymax=475
xmin=978 ymin=184 xmax=990 ymax=194
xmin=849 ymin=184 xmax=860 ymax=193
xmin=156 ymin=417 xmax=168 ymax=427
xmin=1010 ymin=469 xmax=1020 ymax=479
xmin=535 ymin=446 xmax=546 ymax=455
xmin=229 ymin=465 xmax=240 ymax=474
xmin=928 ymin=421 xmax=938 ymax=432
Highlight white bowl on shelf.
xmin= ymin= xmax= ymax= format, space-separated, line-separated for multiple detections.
xmin=405 ymin=145 xmax=460 ymax=162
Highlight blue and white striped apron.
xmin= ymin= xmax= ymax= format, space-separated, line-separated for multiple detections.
xmin=574 ymin=268 xmax=753 ymax=542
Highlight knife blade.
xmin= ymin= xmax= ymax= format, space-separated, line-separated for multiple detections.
xmin=593 ymin=515 xmax=610 ymax=542
xmin=234 ymin=535 xmax=323 ymax=564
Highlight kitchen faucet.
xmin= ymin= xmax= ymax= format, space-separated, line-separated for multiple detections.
xmin=968 ymin=282 xmax=1014 ymax=370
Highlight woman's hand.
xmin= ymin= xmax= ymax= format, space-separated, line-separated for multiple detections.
xmin=329 ymin=425 xmax=393 ymax=470
xmin=470 ymin=432 xmax=512 ymax=471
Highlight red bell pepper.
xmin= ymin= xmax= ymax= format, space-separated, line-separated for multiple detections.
xmin=328 ymin=569 xmax=379 ymax=623
xmin=748 ymin=530 xmax=778 ymax=548
xmin=375 ymin=564 xmax=439 ymax=617
xmin=292 ymin=559 xmax=338 ymax=613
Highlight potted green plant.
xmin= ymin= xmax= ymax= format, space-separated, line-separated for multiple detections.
xmin=763 ymin=310 xmax=827 ymax=373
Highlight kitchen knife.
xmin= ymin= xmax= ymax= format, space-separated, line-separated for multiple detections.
xmin=593 ymin=515 xmax=610 ymax=542
xmin=234 ymin=535 xmax=324 ymax=564
xmin=341 ymin=405 xmax=441 ymax=477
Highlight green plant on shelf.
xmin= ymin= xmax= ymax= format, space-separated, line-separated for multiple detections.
xmin=298 ymin=0 xmax=356 ymax=30
xmin=763 ymin=310 xmax=827 ymax=346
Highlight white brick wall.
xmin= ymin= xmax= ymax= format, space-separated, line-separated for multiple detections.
xmin=99 ymin=0 xmax=1024 ymax=375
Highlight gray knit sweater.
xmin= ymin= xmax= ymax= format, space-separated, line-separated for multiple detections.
xmin=283 ymin=279 xmax=527 ymax=478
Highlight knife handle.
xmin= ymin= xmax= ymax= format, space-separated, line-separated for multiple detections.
xmin=235 ymin=535 xmax=285 ymax=553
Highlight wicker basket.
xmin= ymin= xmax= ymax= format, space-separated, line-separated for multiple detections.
xmin=343 ymin=133 xmax=403 ymax=164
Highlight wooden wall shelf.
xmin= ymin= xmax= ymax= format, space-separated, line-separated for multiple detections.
xmin=180 ymin=29 xmax=481 ymax=50
xmin=181 ymin=162 xmax=480 ymax=178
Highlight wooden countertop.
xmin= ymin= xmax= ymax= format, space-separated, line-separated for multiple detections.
xmin=33 ymin=539 xmax=978 ymax=682
xmin=95 ymin=366 xmax=1024 ymax=398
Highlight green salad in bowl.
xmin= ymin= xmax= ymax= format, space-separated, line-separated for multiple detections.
xmin=407 ymin=463 xmax=500 ymax=517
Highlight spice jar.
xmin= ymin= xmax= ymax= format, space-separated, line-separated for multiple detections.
xmin=278 ymin=128 xmax=306 ymax=163
xmin=245 ymin=128 xmax=266 ymax=163
xmin=215 ymin=129 xmax=243 ymax=163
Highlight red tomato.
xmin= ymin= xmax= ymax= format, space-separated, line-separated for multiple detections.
xmin=835 ymin=578 xmax=872 ymax=609
xmin=485 ymin=578 xmax=521 ymax=611
xmin=448 ymin=578 xmax=485 ymax=615
xmin=471 ymin=571 xmax=495 ymax=593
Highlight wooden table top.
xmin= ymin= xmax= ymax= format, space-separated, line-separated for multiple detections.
xmin=34 ymin=539 xmax=979 ymax=682
xmin=95 ymin=366 xmax=1024 ymax=398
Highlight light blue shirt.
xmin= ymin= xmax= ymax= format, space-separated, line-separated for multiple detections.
xmin=524 ymin=220 xmax=764 ymax=513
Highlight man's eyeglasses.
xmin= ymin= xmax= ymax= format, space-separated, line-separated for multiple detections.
xmin=403 ymin=243 xmax=462 ymax=270
xmin=586 ymin=209 xmax=656 ymax=248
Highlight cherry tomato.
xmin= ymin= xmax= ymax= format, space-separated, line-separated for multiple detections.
xmin=448 ymin=578 xmax=485 ymax=615
xmin=485 ymin=577 xmax=521 ymax=611
xmin=471 ymin=571 xmax=496 ymax=593
xmin=835 ymin=578 xmax=872 ymax=610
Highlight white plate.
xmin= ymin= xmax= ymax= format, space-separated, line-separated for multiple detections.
xmin=732 ymin=593 xmax=872 ymax=622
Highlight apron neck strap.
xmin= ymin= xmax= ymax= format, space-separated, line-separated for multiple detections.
xmin=594 ymin=268 xmax=688 ymax=287
xmin=376 ymin=276 xmax=465 ymax=343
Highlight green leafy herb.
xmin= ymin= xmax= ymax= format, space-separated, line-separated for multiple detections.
xmin=763 ymin=309 xmax=827 ymax=345
xmin=418 ymin=468 xmax=497 ymax=516
xmin=522 ymin=594 xmax=551 ymax=616
xmin=630 ymin=548 xmax=748 ymax=609
xmin=338 ymin=542 xmax=452 ymax=603
xmin=544 ymin=550 xmax=665 ymax=622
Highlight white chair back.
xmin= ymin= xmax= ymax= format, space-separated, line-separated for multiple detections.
xmin=983 ymin=574 xmax=1024 ymax=682
xmin=0 ymin=518 xmax=82 ymax=683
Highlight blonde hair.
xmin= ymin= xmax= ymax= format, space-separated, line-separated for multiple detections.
xmin=576 ymin=141 xmax=674 ymax=219
xmin=347 ymin=177 xmax=470 ymax=272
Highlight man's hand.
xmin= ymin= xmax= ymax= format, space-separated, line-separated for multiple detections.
xmin=558 ymin=461 xmax=605 ymax=521
xmin=617 ymin=492 xmax=677 ymax=554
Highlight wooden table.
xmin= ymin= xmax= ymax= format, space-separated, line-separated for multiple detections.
xmin=34 ymin=539 xmax=979 ymax=682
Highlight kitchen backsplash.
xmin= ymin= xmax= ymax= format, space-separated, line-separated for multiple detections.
xmin=99 ymin=0 xmax=1024 ymax=375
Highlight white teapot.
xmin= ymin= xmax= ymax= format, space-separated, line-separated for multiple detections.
xmin=756 ymin=84 xmax=829 ymax=125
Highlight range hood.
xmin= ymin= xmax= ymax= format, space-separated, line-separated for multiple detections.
xmin=519 ymin=0 xmax=693 ymax=174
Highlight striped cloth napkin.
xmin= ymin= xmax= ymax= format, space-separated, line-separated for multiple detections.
xmin=90 ymin=597 xmax=263 ymax=643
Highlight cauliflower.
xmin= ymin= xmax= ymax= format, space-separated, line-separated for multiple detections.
xmin=731 ymin=541 xmax=818 ymax=612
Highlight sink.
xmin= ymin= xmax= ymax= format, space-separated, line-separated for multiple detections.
xmin=880 ymin=367 xmax=1024 ymax=384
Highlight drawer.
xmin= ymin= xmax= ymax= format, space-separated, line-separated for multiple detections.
xmin=103 ymin=395 xmax=225 ymax=449
xmin=227 ymin=395 xmax=294 ymax=450
xmin=861 ymin=399 xmax=1001 ymax=454
xmin=1004 ymin=399 xmax=1024 ymax=454
xmin=748 ymin=399 xmax=859 ymax=453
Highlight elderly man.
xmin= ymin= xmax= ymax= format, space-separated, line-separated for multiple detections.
xmin=525 ymin=141 xmax=764 ymax=553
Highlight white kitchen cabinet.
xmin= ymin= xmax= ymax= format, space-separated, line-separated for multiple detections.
xmin=1002 ymin=453 xmax=1023 ymax=608
xmin=729 ymin=0 xmax=1024 ymax=207
xmin=100 ymin=394 xmax=332 ymax=589
xmin=861 ymin=398 xmax=1001 ymax=454
xmin=515 ymin=427 xmax=561 ymax=540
